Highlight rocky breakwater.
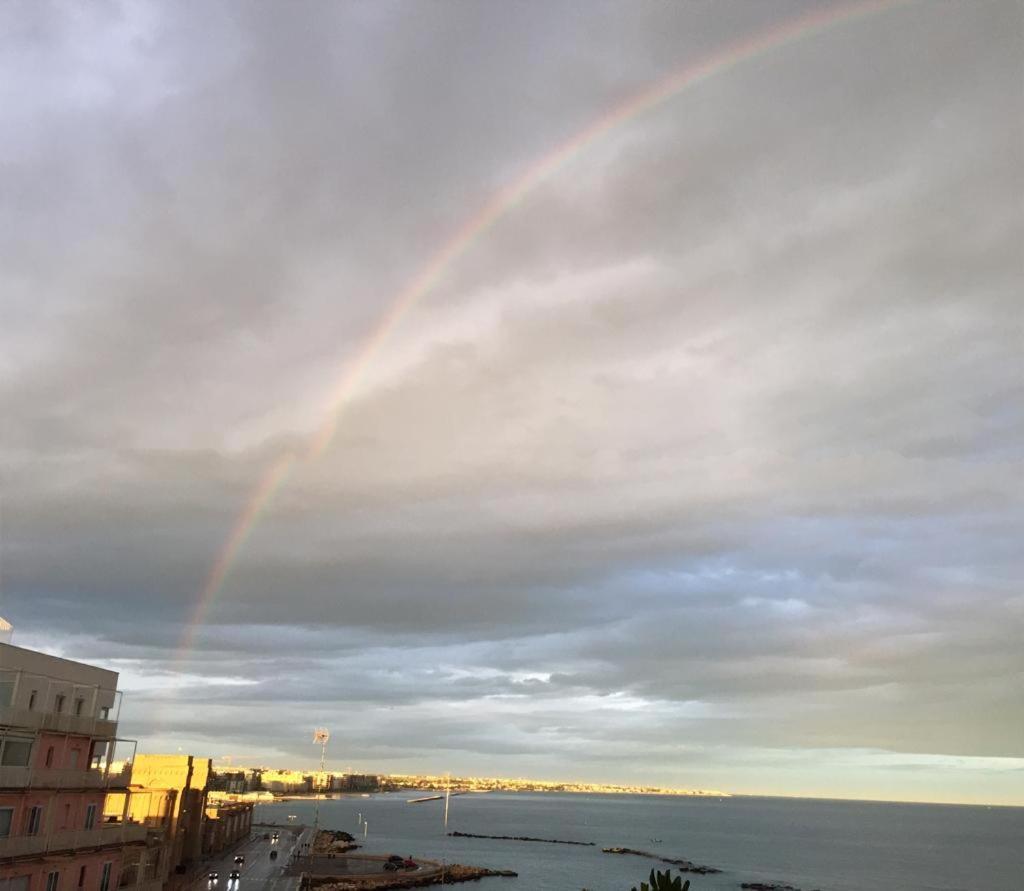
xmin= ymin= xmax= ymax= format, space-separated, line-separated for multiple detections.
xmin=314 ymin=830 xmax=361 ymax=855
xmin=602 ymin=847 xmax=721 ymax=875
xmin=448 ymin=831 xmax=594 ymax=846
xmin=304 ymin=865 xmax=516 ymax=889
xmin=741 ymin=884 xmax=821 ymax=891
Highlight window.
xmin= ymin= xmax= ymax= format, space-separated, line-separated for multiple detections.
xmin=99 ymin=706 xmax=110 ymax=720
xmin=69 ymin=749 xmax=80 ymax=769
xmin=78 ymin=867 xmax=87 ymax=889
xmin=7 ymin=877 xmax=30 ymax=891
xmin=85 ymin=804 xmax=97 ymax=830
xmin=0 ymin=737 xmax=33 ymax=766
xmin=46 ymin=872 xmax=60 ymax=891
xmin=55 ymin=695 xmax=65 ymax=713
xmin=74 ymin=698 xmax=84 ymax=716
xmin=28 ymin=690 xmax=37 ymax=710
xmin=45 ymin=746 xmax=55 ymax=767
xmin=99 ymin=863 xmax=112 ymax=891
xmin=0 ymin=679 xmax=13 ymax=707
xmin=26 ymin=806 xmax=43 ymax=836
xmin=62 ymin=803 xmax=71 ymax=828
xmin=0 ymin=807 xmax=13 ymax=838
xmin=89 ymin=741 xmax=105 ymax=770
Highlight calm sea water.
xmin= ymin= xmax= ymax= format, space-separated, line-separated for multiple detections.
xmin=255 ymin=793 xmax=1022 ymax=891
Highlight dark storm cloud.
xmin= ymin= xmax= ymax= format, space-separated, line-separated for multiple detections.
xmin=1 ymin=0 xmax=1022 ymax=801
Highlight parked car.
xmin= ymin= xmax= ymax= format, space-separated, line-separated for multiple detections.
xmin=269 ymin=851 xmax=278 ymax=860
xmin=383 ymin=862 xmax=399 ymax=872
xmin=387 ymin=856 xmax=403 ymax=864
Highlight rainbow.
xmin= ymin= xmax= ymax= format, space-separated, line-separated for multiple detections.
xmin=177 ymin=451 xmax=297 ymax=657
xmin=174 ymin=0 xmax=904 ymax=665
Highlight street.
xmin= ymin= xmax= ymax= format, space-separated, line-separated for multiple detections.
xmin=196 ymin=826 xmax=311 ymax=891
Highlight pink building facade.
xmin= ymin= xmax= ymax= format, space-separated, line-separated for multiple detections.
xmin=1 ymin=638 xmax=163 ymax=891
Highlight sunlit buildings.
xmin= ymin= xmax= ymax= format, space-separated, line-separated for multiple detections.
xmin=108 ymin=754 xmax=251 ymax=883
xmin=200 ymin=799 xmax=251 ymax=857
xmin=110 ymin=755 xmax=210 ymax=876
xmin=258 ymin=770 xmax=311 ymax=795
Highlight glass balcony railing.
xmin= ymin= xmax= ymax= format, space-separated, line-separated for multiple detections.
xmin=0 ymin=822 xmax=148 ymax=858
xmin=0 ymin=764 xmax=133 ymax=789
xmin=0 ymin=669 xmax=120 ymax=738
xmin=0 ymin=703 xmax=119 ymax=738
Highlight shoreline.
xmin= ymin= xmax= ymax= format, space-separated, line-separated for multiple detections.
xmin=245 ymin=789 xmax=1024 ymax=808
xmin=255 ymin=788 xmax=730 ymax=803
xmin=296 ymin=831 xmax=516 ymax=889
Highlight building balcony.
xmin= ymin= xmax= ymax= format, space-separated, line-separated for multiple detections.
xmin=0 ymin=703 xmax=118 ymax=738
xmin=0 ymin=763 xmax=133 ymax=790
xmin=0 ymin=665 xmax=121 ymax=738
xmin=0 ymin=822 xmax=148 ymax=858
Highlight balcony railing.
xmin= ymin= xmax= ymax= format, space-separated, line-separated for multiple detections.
xmin=0 ymin=667 xmax=121 ymax=737
xmin=0 ymin=822 xmax=148 ymax=858
xmin=0 ymin=703 xmax=118 ymax=738
xmin=0 ymin=764 xmax=133 ymax=789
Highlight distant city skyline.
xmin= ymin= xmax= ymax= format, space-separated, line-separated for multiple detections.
xmin=1 ymin=0 xmax=1021 ymax=807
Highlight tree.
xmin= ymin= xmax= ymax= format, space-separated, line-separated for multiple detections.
xmin=631 ymin=869 xmax=691 ymax=891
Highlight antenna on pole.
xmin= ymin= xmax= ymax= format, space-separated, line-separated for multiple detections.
xmin=441 ymin=772 xmax=451 ymax=887
xmin=312 ymin=728 xmax=329 ymax=836
xmin=443 ymin=773 xmax=450 ymax=830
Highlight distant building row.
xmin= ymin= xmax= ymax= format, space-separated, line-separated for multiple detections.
xmin=209 ymin=769 xmax=379 ymax=796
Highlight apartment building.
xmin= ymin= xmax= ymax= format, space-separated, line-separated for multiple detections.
xmin=109 ymin=755 xmax=210 ymax=884
xmin=0 ymin=633 xmax=168 ymax=891
xmin=200 ymin=800 xmax=251 ymax=858
xmin=258 ymin=771 xmax=311 ymax=795
xmin=206 ymin=772 xmax=245 ymax=795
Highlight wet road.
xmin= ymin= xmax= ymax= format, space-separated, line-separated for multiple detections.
xmin=198 ymin=827 xmax=310 ymax=891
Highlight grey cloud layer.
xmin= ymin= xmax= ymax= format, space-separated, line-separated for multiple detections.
xmin=1 ymin=1 xmax=1022 ymax=799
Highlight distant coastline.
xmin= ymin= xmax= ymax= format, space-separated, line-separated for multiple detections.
xmin=222 ymin=780 xmax=729 ymax=801
xmin=381 ymin=773 xmax=729 ymax=797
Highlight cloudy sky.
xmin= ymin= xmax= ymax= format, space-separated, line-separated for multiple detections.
xmin=2 ymin=1 xmax=1022 ymax=805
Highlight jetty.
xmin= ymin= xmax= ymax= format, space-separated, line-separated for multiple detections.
xmin=741 ymin=884 xmax=820 ymax=891
xmin=293 ymin=830 xmax=515 ymax=888
xmin=448 ymin=831 xmax=594 ymax=846
xmin=602 ymin=847 xmax=721 ymax=875
xmin=406 ymin=791 xmax=474 ymax=803
xmin=301 ymin=863 xmax=515 ymax=889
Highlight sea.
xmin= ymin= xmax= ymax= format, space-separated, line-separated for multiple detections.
xmin=254 ymin=793 xmax=1023 ymax=891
